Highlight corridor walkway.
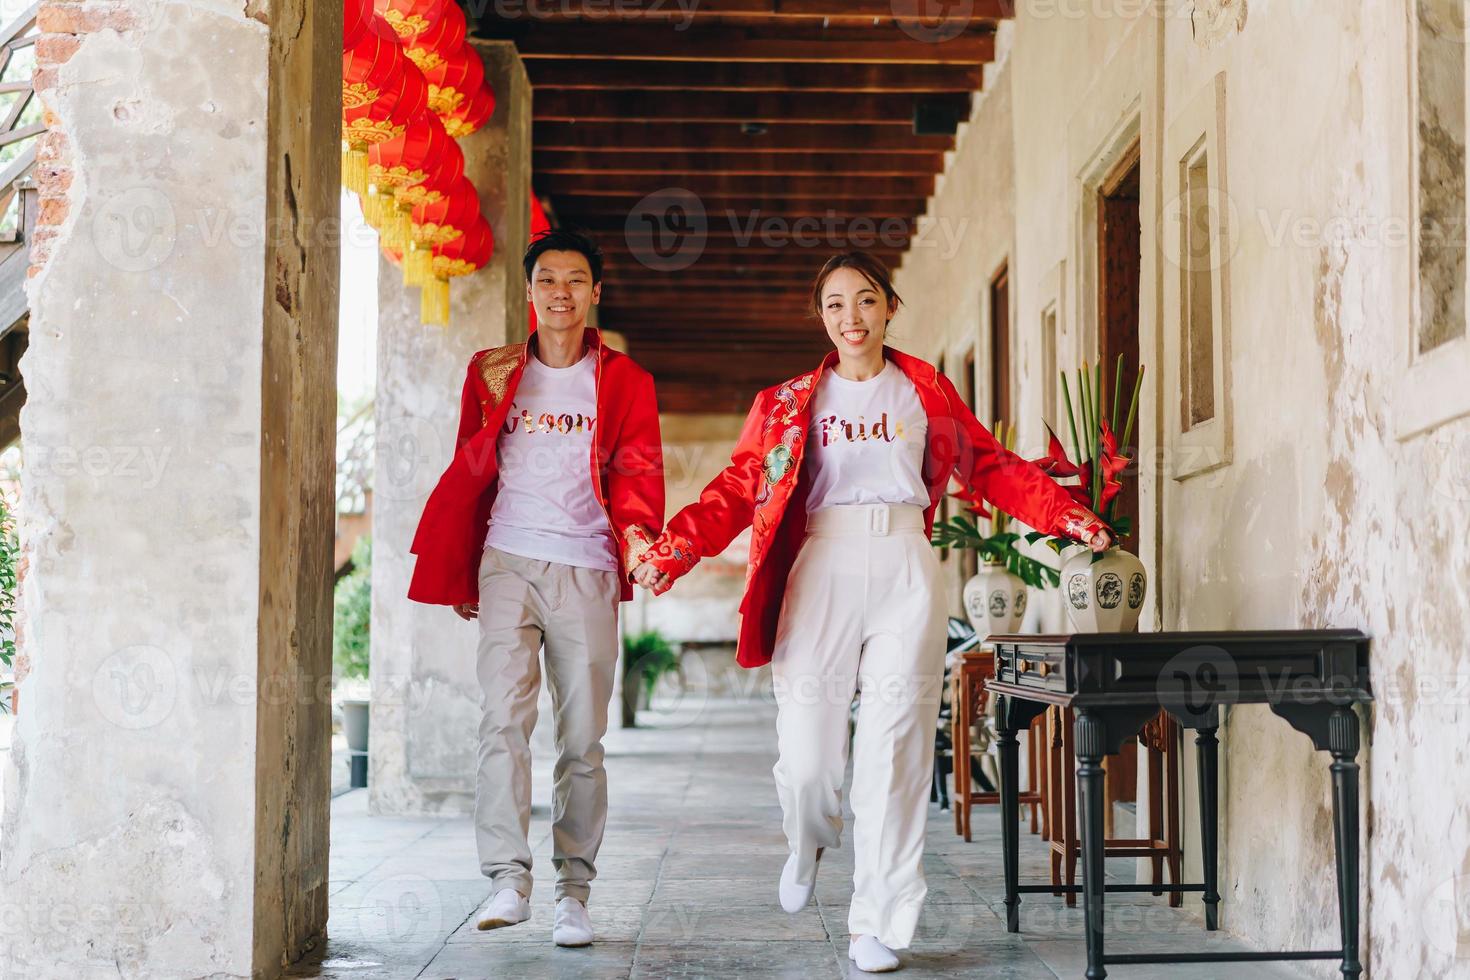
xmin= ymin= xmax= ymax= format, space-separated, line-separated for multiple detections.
xmin=292 ymin=685 xmax=1304 ymax=979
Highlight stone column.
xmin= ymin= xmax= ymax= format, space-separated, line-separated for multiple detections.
xmin=370 ymin=42 xmax=529 ymax=815
xmin=0 ymin=0 xmax=339 ymax=976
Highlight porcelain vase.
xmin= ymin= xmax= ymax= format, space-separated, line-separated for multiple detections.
xmin=962 ymin=562 xmax=1029 ymax=640
xmin=1060 ymin=546 xmax=1147 ymax=633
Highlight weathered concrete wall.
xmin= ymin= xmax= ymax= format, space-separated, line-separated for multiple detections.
xmin=370 ymin=42 xmax=529 ymax=816
xmin=895 ymin=2 xmax=1470 ymax=976
xmin=1 ymin=0 xmax=339 ymax=975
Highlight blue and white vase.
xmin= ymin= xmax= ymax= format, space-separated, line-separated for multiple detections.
xmin=963 ymin=561 xmax=1029 ymax=640
xmin=1060 ymin=547 xmax=1147 ymax=633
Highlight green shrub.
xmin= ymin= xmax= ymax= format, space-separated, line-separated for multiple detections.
xmin=333 ymin=536 xmax=371 ymax=682
xmin=623 ymin=629 xmax=678 ymax=700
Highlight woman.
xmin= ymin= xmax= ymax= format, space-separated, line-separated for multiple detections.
xmin=632 ymin=252 xmax=1112 ymax=973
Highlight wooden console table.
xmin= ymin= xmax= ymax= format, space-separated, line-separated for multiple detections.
xmin=988 ymin=630 xmax=1371 ymax=980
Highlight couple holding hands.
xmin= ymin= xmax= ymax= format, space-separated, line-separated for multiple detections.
xmin=407 ymin=230 xmax=1112 ymax=973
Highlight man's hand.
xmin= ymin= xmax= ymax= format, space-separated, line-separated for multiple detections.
xmin=453 ymin=601 xmax=479 ymax=621
xmin=632 ymin=561 xmax=671 ymax=593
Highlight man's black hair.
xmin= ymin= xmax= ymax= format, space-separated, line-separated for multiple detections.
xmin=523 ymin=228 xmax=604 ymax=284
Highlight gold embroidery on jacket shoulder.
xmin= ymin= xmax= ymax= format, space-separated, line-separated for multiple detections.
xmin=476 ymin=344 xmax=525 ymax=425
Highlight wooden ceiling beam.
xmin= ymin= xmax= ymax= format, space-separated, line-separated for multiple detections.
xmin=535 ymin=121 xmax=953 ymax=153
xmin=534 ymin=149 xmax=946 ymax=176
xmin=539 ymin=173 xmax=934 ymax=198
xmin=521 ymin=59 xmax=983 ymax=92
xmin=550 ymin=196 xmax=928 ymax=217
xmin=483 ymin=0 xmax=1015 ymax=24
xmin=498 ymin=25 xmax=995 ymax=64
xmin=533 ymin=90 xmax=971 ymax=125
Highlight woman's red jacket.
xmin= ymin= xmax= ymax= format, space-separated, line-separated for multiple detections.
xmin=639 ymin=347 xmax=1106 ymax=668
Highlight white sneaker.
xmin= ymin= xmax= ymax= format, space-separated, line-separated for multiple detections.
xmin=475 ymin=887 xmax=530 ymax=930
xmin=848 ymin=935 xmax=901 ymax=973
xmin=552 ymin=897 xmax=595 ymax=947
xmin=778 ymin=848 xmax=821 ymax=913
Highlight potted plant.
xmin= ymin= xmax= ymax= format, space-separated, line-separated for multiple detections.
xmin=333 ymin=535 xmax=372 ymax=787
xmin=931 ymin=421 xmax=1060 ymax=638
xmin=620 ymin=629 xmax=679 ymax=729
xmin=1028 ymin=356 xmax=1147 ymax=633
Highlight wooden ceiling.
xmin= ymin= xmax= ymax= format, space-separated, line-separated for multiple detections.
xmin=471 ymin=1 xmax=1013 ymax=414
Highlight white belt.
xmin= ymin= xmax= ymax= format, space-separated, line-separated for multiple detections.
xmin=805 ymin=503 xmax=926 ymax=537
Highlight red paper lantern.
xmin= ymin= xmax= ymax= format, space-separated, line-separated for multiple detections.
xmin=401 ymin=2 xmax=467 ymax=71
xmin=442 ymin=82 xmax=495 ymax=139
xmin=405 ymin=177 xmax=480 ymax=285
xmin=366 ymin=114 xmax=453 ymax=247
xmin=374 ymin=0 xmax=452 ymax=43
xmin=341 ymin=31 xmax=427 ymax=193
xmin=422 ymin=215 xmax=494 ymax=325
xmin=395 ymin=136 xmax=463 ymax=211
xmin=423 ymin=45 xmax=485 ymax=119
xmin=344 ymin=0 xmax=373 ymax=50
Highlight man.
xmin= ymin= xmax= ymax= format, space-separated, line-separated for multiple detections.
xmin=407 ymin=229 xmax=664 ymax=947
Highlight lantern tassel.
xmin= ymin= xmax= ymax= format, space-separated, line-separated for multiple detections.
xmin=389 ymin=205 xmax=412 ymax=252
xmin=404 ymin=242 xmax=433 ymax=287
xmin=421 ymin=277 xmax=450 ymax=326
xmin=341 ymin=143 xmax=369 ymax=196
xmin=363 ymin=184 xmax=391 ymax=229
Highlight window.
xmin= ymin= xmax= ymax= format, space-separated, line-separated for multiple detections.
xmin=1163 ymin=72 xmax=1233 ymax=480
xmin=1181 ymin=140 xmax=1217 ymax=429
xmin=989 ymin=264 xmax=1011 ymax=426
xmin=1041 ymin=301 xmax=1059 ymax=430
xmin=1397 ymin=0 xmax=1470 ymax=438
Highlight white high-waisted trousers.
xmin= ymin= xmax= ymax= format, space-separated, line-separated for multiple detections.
xmin=770 ymin=502 xmax=948 ymax=949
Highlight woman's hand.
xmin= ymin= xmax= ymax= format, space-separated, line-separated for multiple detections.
xmin=1086 ymin=527 xmax=1114 ymax=553
xmin=632 ymin=561 xmax=672 ymax=593
xmin=453 ymin=601 xmax=479 ymax=621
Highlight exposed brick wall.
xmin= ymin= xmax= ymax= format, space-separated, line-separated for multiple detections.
xmin=28 ymin=1 xmax=139 ymax=278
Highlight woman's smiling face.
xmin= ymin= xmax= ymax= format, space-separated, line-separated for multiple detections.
xmin=819 ymin=265 xmax=896 ymax=358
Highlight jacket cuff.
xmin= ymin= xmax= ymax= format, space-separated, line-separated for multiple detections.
xmin=1056 ymin=504 xmax=1109 ymax=545
xmin=621 ymin=524 xmax=657 ymax=580
xmin=644 ymin=530 xmax=700 ymax=591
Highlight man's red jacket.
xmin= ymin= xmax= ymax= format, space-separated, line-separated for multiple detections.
xmin=638 ymin=346 xmax=1107 ymax=668
xmin=408 ymin=328 xmax=664 ymax=605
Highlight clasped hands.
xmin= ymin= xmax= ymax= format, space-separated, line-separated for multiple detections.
xmin=631 ymin=560 xmax=671 ymax=593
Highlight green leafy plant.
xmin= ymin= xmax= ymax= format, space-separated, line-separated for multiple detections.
xmin=1027 ymin=355 xmax=1145 ymax=562
xmin=333 ymin=536 xmax=372 ymax=682
xmin=0 ymin=487 xmax=16 ymax=713
xmin=930 ymin=420 xmax=1060 ymax=589
xmin=623 ymin=629 xmax=679 ymax=701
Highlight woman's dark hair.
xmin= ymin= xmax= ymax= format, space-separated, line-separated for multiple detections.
xmin=809 ymin=251 xmax=903 ymax=323
xmin=523 ymin=228 xmax=604 ymax=284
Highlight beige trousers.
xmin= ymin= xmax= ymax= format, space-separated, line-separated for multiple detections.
xmin=474 ymin=545 xmax=621 ymax=903
xmin=771 ymin=503 xmax=948 ymax=950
